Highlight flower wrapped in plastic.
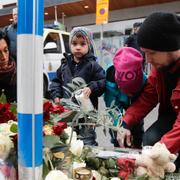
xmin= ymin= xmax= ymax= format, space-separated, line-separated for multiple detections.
xmin=0 ymin=134 xmax=17 ymax=180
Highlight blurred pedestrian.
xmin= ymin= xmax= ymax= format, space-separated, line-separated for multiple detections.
xmin=3 ymin=7 xmax=17 ymax=61
xmin=124 ymin=22 xmax=142 ymax=53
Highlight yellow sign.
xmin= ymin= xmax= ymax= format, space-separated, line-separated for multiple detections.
xmin=96 ymin=0 xmax=109 ymax=25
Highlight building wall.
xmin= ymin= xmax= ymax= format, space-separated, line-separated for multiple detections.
xmin=45 ymin=1 xmax=180 ymax=70
xmin=0 ymin=0 xmax=17 ymax=6
xmin=60 ymin=1 xmax=180 ymax=32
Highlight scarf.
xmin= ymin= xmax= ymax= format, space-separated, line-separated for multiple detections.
xmin=0 ymin=61 xmax=16 ymax=86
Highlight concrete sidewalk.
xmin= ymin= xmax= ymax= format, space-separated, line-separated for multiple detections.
xmin=96 ymin=97 xmax=159 ymax=147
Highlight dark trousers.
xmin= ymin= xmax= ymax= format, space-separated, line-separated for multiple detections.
xmin=143 ymin=112 xmax=179 ymax=171
xmin=74 ymin=118 xmax=98 ymax=146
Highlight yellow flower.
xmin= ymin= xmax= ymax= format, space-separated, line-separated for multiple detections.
xmin=43 ymin=125 xmax=54 ymax=135
xmin=0 ymin=120 xmax=17 ymax=136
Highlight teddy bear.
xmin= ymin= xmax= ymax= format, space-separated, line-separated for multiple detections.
xmin=135 ymin=142 xmax=177 ymax=180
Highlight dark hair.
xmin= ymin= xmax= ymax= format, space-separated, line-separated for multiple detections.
xmin=0 ymin=30 xmax=10 ymax=47
xmin=133 ymin=22 xmax=142 ymax=28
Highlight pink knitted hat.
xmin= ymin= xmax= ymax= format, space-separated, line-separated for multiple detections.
xmin=113 ymin=47 xmax=143 ymax=94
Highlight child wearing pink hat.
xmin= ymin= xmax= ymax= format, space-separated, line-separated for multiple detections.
xmin=104 ymin=47 xmax=147 ymax=148
xmin=114 ymin=47 xmax=144 ymax=95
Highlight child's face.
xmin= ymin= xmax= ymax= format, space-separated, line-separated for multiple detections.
xmin=71 ymin=36 xmax=89 ymax=60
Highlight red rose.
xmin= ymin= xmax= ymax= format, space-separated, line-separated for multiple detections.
xmin=117 ymin=158 xmax=135 ymax=180
xmin=0 ymin=103 xmax=16 ymax=123
xmin=118 ymin=171 xmax=130 ymax=180
xmin=43 ymin=102 xmax=66 ymax=121
xmin=52 ymin=104 xmax=65 ymax=114
xmin=43 ymin=101 xmax=53 ymax=121
xmin=43 ymin=101 xmax=53 ymax=112
xmin=52 ymin=122 xmax=67 ymax=135
xmin=0 ymin=103 xmax=10 ymax=113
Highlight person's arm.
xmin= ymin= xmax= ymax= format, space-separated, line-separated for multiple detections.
xmin=88 ymin=62 xmax=106 ymax=97
xmin=117 ymin=69 xmax=159 ymax=147
xmin=123 ymin=70 xmax=159 ymax=126
xmin=160 ymin=82 xmax=180 ymax=154
xmin=160 ymin=112 xmax=180 ymax=154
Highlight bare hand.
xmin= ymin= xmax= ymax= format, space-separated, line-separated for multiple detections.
xmin=117 ymin=127 xmax=132 ymax=147
xmin=54 ymin=97 xmax=60 ymax=104
xmin=82 ymin=87 xmax=92 ymax=98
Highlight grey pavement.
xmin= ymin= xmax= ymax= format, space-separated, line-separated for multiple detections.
xmin=96 ymin=97 xmax=159 ymax=147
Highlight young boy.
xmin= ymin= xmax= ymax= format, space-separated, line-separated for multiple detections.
xmin=104 ymin=47 xmax=147 ymax=148
xmin=50 ymin=27 xmax=105 ymax=145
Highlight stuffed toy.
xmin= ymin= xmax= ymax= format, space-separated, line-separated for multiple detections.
xmin=135 ymin=142 xmax=177 ymax=180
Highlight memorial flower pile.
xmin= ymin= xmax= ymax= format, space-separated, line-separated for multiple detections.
xmin=0 ymin=80 xmax=178 ymax=180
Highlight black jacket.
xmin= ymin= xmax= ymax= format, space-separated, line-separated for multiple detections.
xmin=50 ymin=53 xmax=106 ymax=109
xmin=0 ymin=60 xmax=17 ymax=102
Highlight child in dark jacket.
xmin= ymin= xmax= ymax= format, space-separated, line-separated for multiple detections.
xmin=104 ymin=47 xmax=147 ymax=148
xmin=50 ymin=27 xmax=106 ymax=145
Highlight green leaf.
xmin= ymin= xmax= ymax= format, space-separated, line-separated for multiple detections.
xmin=72 ymin=77 xmax=86 ymax=87
xmin=136 ymin=174 xmax=149 ymax=180
xmin=10 ymin=103 xmax=17 ymax=114
xmin=0 ymin=89 xmax=7 ymax=103
xmin=105 ymin=158 xmax=117 ymax=169
xmin=43 ymin=135 xmax=60 ymax=148
xmin=99 ymin=166 xmax=109 ymax=177
xmin=43 ymin=161 xmax=50 ymax=179
xmin=60 ymin=131 xmax=69 ymax=141
xmin=59 ymin=110 xmax=79 ymax=122
xmin=10 ymin=123 xmax=18 ymax=133
xmin=109 ymin=168 xmax=119 ymax=177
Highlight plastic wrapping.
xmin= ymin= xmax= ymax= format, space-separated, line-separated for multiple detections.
xmin=74 ymin=89 xmax=94 ymax=112
xmin=0 ymin=159 xmax=17 ymax=180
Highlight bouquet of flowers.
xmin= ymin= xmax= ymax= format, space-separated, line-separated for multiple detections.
xmin=1 ymin=80 xmax=178 ymax=180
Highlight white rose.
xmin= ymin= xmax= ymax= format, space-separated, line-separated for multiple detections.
xmin=73 ymin=161 xmax=86 ymax=169
xmin=70 ymin=140 xmax=84 ymax=157
xmin=45 ymin=170 xmax=69 ymax=180
xmin=0 ymin=121 xmax=17 ymax=136
xmin=0 ymin=134 xmax=13 ymax=160
xmin=64 ymin=127 xmax=77 ymax=144
xmin=111 ymin=178 xmax=121 ymax=180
